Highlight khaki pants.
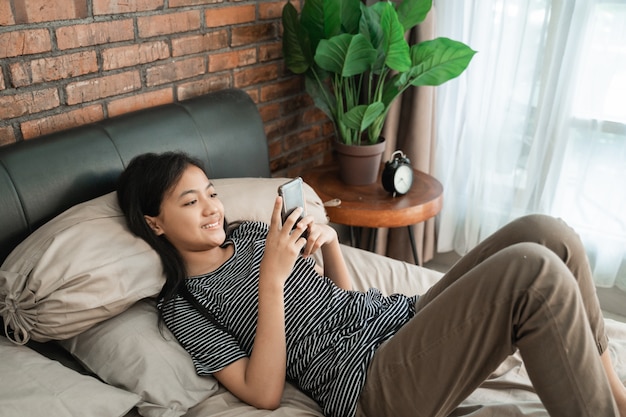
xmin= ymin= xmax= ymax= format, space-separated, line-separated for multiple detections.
xmin=356 ymin=215 xmax=619 ymax=417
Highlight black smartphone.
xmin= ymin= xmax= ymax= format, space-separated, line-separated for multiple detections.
xmin=277 ymin=177 xmax=307 ymax=234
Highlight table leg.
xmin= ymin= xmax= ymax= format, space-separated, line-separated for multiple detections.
xmin=350 ymin=225 xmax=419 ymax=265
xmin=349 ymin=226 xmax=377 ymax=251
xmin=349 ymin=226 xmax=357 ymax=247
xmin=407 ymin=225 xmax=419 ymax=265
xmin=368 ymin=228 xmax=377 ymax=252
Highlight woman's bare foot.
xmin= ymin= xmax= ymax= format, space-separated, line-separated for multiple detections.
xmin=601 ymin=351 xmax=626 ymax=416
xmin=616 ymin=391 xmax=626 ymax=417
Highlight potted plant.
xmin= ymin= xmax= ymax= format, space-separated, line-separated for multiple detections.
xmin=282 ymin=0 xmax=476 ymax=185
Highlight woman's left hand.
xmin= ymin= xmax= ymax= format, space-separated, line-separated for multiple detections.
xmin=298 ymin=218 xmax=339 ymax=258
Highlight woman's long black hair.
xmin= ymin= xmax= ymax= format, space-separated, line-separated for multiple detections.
xmin=116 ymin=152 xmax=207 ymax=307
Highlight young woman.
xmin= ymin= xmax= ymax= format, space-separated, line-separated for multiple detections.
xmin=117 ymin=152 xmax=626 ymax=417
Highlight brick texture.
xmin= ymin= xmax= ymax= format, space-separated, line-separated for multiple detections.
xmin=10 ymin=51 xmax=98 ymax=87
xmin=93 ymin=0 xmax=164 ymax=15
xmin=177 ymin=74 xmax=231 ymax=100
xmin=13 ymin=0 xmax=87 ymax=24
xmin=0 ymin=30 xmax=52 ymax=58
xmin=259 ymin=1 xmax=285 ymax=20
xmin=260 ymin=77 xmax=302 ymax=102
xmin=102 ymin=41 xmax=170 ymax=70
xmin=259 ymin=42 xmax=283 ymax=62
xmin=0 ymin=127 xmax=16 ymax=146
xmin=170 ymin=0 xmax=222 ymax=7
xmin=234 ymin=63 xmax=280 ymax=88
xmin=209 ymin=48 xmax=256 ymax=72
xmin=66 ymin=71 xmax=142 ymax=104
xmin=171 ymin=31 xmax=229 ymax=57
xmin=0 ymin=1 xmax=15 ymax=25
xmin=138 ymin=11 xmax=201 ymax=38
xmin=0 ymin=0 xmax=331 ymax=177
xmin=232 ymin=23 xmax=278 ymax=47
xmin=56 ymin=20 xmax=134 ymax=50
xmin=0 ymin=89 xmax=60 ymax=119
xmin=205 ymin=4 xmax=255 ymax=27
xmin=146 ymin=57 xmax=206 ymax=86
xmin=107 ymin=88 xmax=174 ymax=116
xmin=21 ymin=104 xmax=104 ymax=139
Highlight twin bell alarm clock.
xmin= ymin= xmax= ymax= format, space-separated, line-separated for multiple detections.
xmin=382 ymin=150 xmax=413 ymax=196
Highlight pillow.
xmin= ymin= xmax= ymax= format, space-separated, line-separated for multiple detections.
xmin=212 ymin=177 xmax=328 ymax=225
xmin=0 ymin=192 xmax=165 ymax=344
xmin=59 ymin=299 xmax=219 ymax=417
xmin=0 ymin=336 xmax=140 ymax=416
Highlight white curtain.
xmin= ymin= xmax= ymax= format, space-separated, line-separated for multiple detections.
xmin=433 ymin=0 xmax=626 ymax=302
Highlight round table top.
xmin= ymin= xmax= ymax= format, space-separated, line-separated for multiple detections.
xmin=302 ymin=164 xmax=443 ymax=228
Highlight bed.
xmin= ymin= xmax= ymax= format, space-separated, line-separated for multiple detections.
xmin=1 ymin=88 xmax=625 ymax=417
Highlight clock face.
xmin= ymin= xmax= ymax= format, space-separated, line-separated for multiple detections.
xmin=394 ymin=165 xmax=413 ymax=194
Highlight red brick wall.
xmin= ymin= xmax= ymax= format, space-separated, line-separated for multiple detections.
xmin=0 ymin=0 xmax=333 ymax=177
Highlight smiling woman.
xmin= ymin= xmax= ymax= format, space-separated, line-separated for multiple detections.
xmin=143 ymin=165 xmax=232 ymax=277
xmin=115 ymin=152 xmax=223 ymax=303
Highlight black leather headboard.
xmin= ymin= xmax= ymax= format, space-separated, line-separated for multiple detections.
xmin=0 ymin=88 xmax=270 ymax=264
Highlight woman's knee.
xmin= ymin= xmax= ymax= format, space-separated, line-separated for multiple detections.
xmin=506 ymin=214 xmax=566 ymax=241
xmin=503 ymin=242 xmax=580 ymax=296
xmin=503 ymin=215 xmax=584 ymax=259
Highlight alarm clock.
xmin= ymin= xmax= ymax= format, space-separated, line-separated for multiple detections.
xmin=382 ymin=150 xmax=413 ymax=196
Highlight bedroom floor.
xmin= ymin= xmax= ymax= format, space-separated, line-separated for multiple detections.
xmin=425 ymin=251 xmax=626 ymax=323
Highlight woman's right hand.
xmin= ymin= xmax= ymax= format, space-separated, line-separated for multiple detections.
xmin=260 ymin=196 xmax=307 ymax=285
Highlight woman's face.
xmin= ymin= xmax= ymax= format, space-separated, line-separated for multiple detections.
xmin=144 ymin=165 xmax=226 ymax=256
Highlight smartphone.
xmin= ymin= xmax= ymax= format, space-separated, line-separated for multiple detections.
xmin=277 ymin=177 xmax=307 ymax=234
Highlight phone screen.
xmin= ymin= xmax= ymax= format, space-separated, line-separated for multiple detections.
xmin=278 ymin=177 xmax=306 ymax=226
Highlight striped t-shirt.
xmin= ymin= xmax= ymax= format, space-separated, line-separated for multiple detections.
xmin=159 ymin=221 xmax=418 ymax=417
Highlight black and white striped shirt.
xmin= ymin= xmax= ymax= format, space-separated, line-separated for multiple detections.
xmin=159 ymin=221 xmax=418 ymax=417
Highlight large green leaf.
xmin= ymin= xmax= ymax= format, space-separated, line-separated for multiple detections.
xmin=381 ymin=74 xmax=401 ymax=107
xmin=360 ymin=2 xmax=411 ymax=73
xmin=300 ymin=0 xmax=324 ymax=49
xmin=282 ymin=2 xmax=313 ymax=74
xmin=396 ymin=0 xmax=432 ymax=31
xmin=359 ymin=3 xmax=384 ymax=71
xmin=342 ymin=102 xmax=385 ymax=132
xmin=305 ymin=76 xmax=335 ymax=122
xmin=315 ymin=33 xmax=376 ymax=77
xmin=300 ymin=0 xmax=360 ymax=45
xmin=322 ymin=0 xmax=341 ymax=38
xmin=378 ymin=1 xmax=410 ymax=73
xmin=403 ymin=37 xmax=477 ymax=86
xmin=340 ymin=0 xmax=361 ymax=34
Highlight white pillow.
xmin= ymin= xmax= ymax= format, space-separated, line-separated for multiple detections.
xmin=59 ymin=299 xmax=219 ymax=417
xmin=0 ymin=192 xmax=165 ymax=344
xmin=0 ymin=336 xmax=140 ymax=416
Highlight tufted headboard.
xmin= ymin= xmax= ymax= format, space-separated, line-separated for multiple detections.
xmin=0 ymin=88 xmax=270 ymax=264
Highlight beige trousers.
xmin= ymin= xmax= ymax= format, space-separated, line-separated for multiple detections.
xmin=356 ymin=215 xmax=619 ymax=417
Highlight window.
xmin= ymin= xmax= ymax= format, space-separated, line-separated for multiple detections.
xmin=552 ymin=1 xmax=626 ymax=290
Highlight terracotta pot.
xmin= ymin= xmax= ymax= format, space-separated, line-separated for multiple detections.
xmin=334 ymin=138 xmax=386 ymax=185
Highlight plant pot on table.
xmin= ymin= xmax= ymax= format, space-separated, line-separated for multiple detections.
xmin=334 ymin=138 xmax=386 ymax=186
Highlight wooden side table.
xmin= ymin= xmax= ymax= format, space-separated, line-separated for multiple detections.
xmin=303 ymin=164 xmax=443 ymax=264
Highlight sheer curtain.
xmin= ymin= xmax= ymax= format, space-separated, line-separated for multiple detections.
xmin=433 ymin=0 xmax=626 ymax=312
